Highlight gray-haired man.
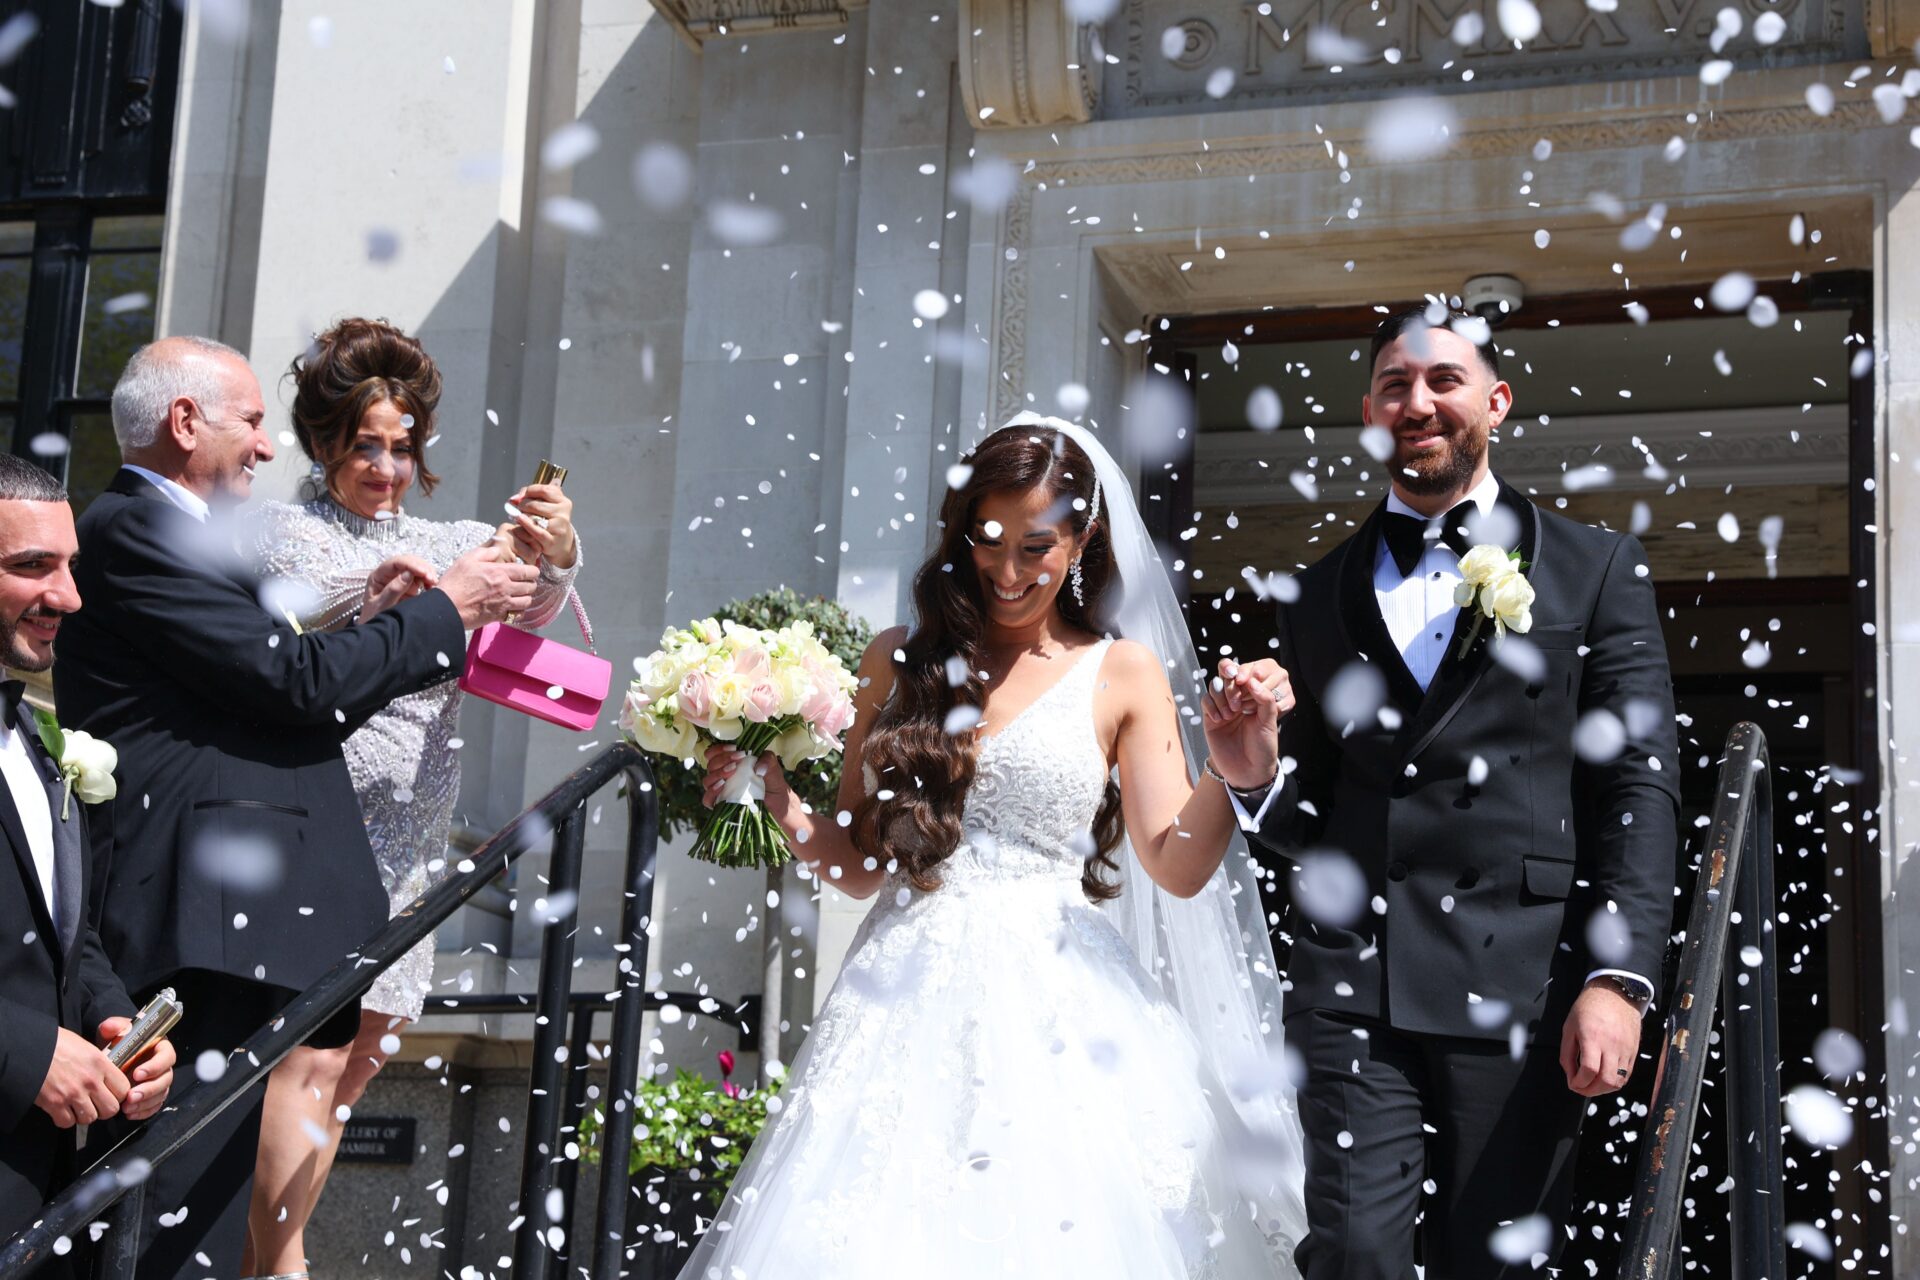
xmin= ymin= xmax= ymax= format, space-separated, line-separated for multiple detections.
xmin=58 ymin=336 xmax=534 ymax=1279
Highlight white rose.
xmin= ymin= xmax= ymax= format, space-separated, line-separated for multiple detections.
xmin=624 ymin=706 xmax=697 ymax=759
xmin=1483 ymin=569 xmax=1535 ymax=636
xmin=773 ymin=666 xmax=812 ymax=719
xmin=1457 ymin=544 xmax=1513 ymax=589
xmin=774 ymin=723 xmax=821 ymax=770
xmin=60 ymin=730 xmax=117 ymax=806
xmin=708 ymin=672 xmax=750 ymax=720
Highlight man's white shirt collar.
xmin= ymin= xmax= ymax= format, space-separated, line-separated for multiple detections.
xmin=1383 ymin=470 xmax=1500 ymax=524
xmin=122 ymin=464 xmax=212 ymax=523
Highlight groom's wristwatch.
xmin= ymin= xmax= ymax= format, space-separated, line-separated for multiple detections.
xmin=1203 ymin=756 xmax=1279 ymax=801
xmin=1587 ymin=974 xmax=1654 ymax=1014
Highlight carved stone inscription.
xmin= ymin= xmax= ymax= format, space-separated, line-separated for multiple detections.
xmin=1123 ymin=0 xmax=1858 ymax=109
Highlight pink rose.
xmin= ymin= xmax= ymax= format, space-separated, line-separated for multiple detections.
xmin=678 ymin=670 xmax=715 ymax=726
xmin=798 ymin=667 xmax=841 ymax=727
xmin=733 ymin=646 xmax=770 ymax=679
xmin=743 ymin=680 xmax=781 ymax=723
xmin=812 ymin=693 xmax=857 ymax=749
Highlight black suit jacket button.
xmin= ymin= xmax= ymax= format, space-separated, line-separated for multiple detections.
xmin=1387 ymin=861 xmax=1408 ymax=881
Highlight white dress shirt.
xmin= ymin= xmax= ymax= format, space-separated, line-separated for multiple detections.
xmin=1228 ymin=474 xmax=1655 ymax=1008
xmin=0 ymin=720 xmax=58 ymax=935
xmin=122 ymin=464 xmax=211 ymax=523
xmin=1376 ymin=472 xmax=1500 ymax=690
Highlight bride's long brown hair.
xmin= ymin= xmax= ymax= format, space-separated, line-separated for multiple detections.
xmin=853 ymin=427 xmax=1125 ymax=900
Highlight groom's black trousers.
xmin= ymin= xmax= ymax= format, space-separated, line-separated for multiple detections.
xmin=1288 ymin=1007 xmax=1585 ymax=1280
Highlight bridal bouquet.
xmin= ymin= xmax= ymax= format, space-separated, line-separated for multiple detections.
xmin=620 ymin=616 xmax=858 ymax=869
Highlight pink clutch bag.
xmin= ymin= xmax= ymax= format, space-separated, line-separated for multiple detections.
xmin=458 ymin=589 xmax=611 ymax=732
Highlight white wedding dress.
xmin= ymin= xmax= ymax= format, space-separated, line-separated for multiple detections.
xmin=678 ymin=639 xmax=1295 ymax=1279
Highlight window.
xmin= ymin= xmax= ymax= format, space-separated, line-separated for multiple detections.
xmin=0 ymin=221 xmax=29 ymax=460
xmin=0 ymin=0 xmax=182 ymax=510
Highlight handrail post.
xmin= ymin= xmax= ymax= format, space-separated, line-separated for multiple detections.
xmin=1618 ymin=722 xmax=1776 ymax=1280
xmin=1724 ymin=752 xmax=1786 ymax=1280
xmin=549 ymin=1005 xmax=598 ymax=1278
xmin=96 ymin=1178 xmax=141 ymax=1280
xmin=590 ymin=762 xmax=660 ymax=1279
xmin=511 ymin=802 xmax=590 ymax=1280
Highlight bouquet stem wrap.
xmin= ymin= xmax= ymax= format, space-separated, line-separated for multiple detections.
xmin=693 ymin=721 xmax=785 ymax=869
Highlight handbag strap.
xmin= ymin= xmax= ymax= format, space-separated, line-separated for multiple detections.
xmin=567 ymin=586 xmax=596 ymax=653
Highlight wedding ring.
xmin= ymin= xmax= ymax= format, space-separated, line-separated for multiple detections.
xmin=530 ymin=515 xmax=550 ymax=531
xmin=1615 ymin=1068 xmax=1629 ymax=1078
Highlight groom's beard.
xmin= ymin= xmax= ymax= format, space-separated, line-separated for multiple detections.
xmin=0 ymin=606 xmax=63 ymax=672
xmin=1393 ymin=417 xmax=1488 ymax=497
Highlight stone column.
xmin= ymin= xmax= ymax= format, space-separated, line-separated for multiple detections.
xmin=1879 ymin=168 xmax=1920 ymax=1277
xmin=809 ymin=0 xmax=970 ymax=1019
xmin=651 ymin=17 xmax=868 ymax=1072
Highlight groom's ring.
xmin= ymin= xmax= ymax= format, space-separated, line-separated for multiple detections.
xmin=1615 ymin=1068 xmax=1629 ymax=1078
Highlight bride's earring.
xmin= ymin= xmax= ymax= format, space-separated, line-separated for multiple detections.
xmin=1069 ymin=557 xmax=1085 ymax=606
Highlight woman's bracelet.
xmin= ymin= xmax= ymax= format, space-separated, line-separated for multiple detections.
xmin=1201 ymin=756 xmax=1279 ymax=797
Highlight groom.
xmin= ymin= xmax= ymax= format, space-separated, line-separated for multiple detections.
xmin=1233 ymin=306 xmax=1679 ymax=1278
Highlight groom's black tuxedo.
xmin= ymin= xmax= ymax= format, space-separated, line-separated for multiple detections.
xmin=1245 ymin=474 xmax=1680 ymax=1279
xmin=1248 ymin=475 xmax=1678 ymax=1037
xmin=0 ymin=697 xmax=134 ymax=1265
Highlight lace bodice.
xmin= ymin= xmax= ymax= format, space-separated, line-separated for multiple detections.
xmin=922 ymin=638 xmax=1114 ymax=891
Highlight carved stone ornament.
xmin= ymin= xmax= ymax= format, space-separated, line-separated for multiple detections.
xmin=959 ymin=0 xmax=1102 ymax=127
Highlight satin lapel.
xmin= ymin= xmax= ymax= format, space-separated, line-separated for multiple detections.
xmin=1337 ymin=503 xmax=1426 ymax=716
xmin=0 ymin=740 xmax=57 ymax=958
xmin=21 ymin=710 xmax=84 ymax=960
xmin=1398 ymin=480 xmax=1543 ymax=765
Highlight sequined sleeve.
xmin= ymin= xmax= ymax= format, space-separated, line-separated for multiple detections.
xmin=519 ymin=535 xmax=583 ymax=633
xmin=248 ymin=500 xmax=370 ymax=633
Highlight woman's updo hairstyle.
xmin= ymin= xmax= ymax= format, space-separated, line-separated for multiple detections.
xmin=288 ymin=317 xmax=443 ymax=499
xmin=853 ymin=426 xmax=1124 ymax=901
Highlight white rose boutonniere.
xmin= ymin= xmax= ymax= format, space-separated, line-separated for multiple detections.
xmin=32 ymin=710 xmax=118 ymax=820
xmin=1451 ymin=545 xmax=1534 ymax=659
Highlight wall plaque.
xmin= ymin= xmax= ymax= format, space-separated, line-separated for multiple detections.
xmin=337 ymin=1116 xmax=417 ymax=1165
xmin=1115 ymin=0 xmax=1863 ymax=112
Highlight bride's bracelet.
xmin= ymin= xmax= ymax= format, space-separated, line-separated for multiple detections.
xmin=1201 ymin=756 xmax=1279 ymax=798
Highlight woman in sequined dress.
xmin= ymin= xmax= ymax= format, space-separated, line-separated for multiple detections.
xmin=236 ymin=319 xmax=584 ymax=1280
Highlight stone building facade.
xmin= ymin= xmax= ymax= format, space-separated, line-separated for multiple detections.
xmin=10 ymin=0 xmax=1919 ymax=1271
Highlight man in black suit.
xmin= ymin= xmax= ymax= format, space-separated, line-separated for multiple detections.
xmin=56 ymin=336 xmax=537 ymax=1280
xmin=1232 ymin=307 xmax=1680 ymax=1278
xmin=0 ymin=455 xmax=175 ymax=1257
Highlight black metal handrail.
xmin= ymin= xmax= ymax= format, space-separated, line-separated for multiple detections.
xmin=1617 ymin=721 xmax=1785 ymax=1280
xmin=0 ymin=743 xmax=660 ymax=1280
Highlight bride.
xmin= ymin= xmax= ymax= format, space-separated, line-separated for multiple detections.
xmin=678 ymin=414 xmax=1307 ymax=1278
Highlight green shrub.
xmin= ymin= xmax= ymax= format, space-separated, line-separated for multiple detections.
xmin=579 ymin=1068 xmax=783 ymax=1207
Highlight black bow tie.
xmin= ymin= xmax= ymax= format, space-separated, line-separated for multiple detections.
xmin=0 ymin=680 xmax=23 ymax=725
xmin=1381 ymin=501 xmax=1478 ymax=578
